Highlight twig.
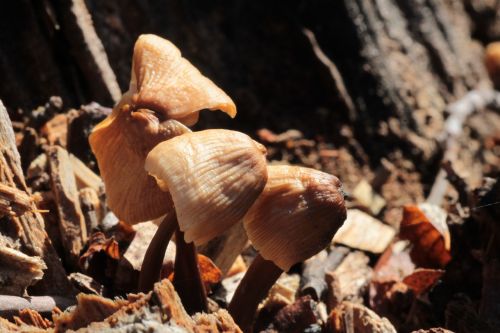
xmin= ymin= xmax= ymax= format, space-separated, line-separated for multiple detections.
xmin=0 ymin=295 xmax=75 ymax=319
xmin=427 ymin=89 xmax=500 ymax=205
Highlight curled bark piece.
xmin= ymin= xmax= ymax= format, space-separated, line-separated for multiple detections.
xmin=0 ymin=246 xmax=45 ymax=296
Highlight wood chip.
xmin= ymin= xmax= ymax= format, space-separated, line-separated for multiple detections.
xmin=272 ymin=295 xmax=319 ymax=333
xmin=14 ymin=308 xmax=53 ymax=329
xmin=69 ymin=272 xmax=104 ymax=295
xmin=198 ymin=222 xmax=248 ymax=276
xmin=0 ymin=246 xmax=45 ymax=296
xmin=69 ymin=154 xmax=103 ymax=192
xmin=227 ymin=255 xmax=247 ymax=277
xmin=300 ymin=247 xmax=350 ymax=301
xmin=40 ymin=114 xmax=68 ymax=146
xmin=54 ymin=293 xmax=128 ymax=332
xmin=0 ymin=183 xmax=32 ymax=217
xmin=326 ymin=251 xmax=372 ymax=308
xmin=47 ymin=145 xmax=87 ymax=268
xmin=79 ymin=187 xmax=102 ymax=234
xmin=333 ymin=209 xmax=395 ymax=253
xmin=329 ymin=301 xmax=397 ymax=333
xmin=352 ymin=179 xmax=386 ymax=215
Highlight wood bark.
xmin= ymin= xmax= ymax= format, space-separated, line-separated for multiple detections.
xmin=0 ymin=100 xmax=75 ymax=296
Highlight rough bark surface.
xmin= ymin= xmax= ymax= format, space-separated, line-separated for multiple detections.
xmin=0 ymin=100 xmax=74 ymax=296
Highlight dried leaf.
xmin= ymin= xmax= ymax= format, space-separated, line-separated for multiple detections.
xmin=197 ymin=254 xmax=222 ymax=288
xmin=402 ymin=268 xmax=444 ymax=296
xmin=79 ymin=232 xmax=120 ymax=273
xmin=399 ymin=205 xmax=451 ymax=268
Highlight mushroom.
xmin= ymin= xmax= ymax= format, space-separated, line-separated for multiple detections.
xmin=140 ymin=129 xmax=268 ymax=311
xmin=89 ymin=34 xmax=236 ymax=224
xmin=228 ymin=165 xmax=347 ymax=331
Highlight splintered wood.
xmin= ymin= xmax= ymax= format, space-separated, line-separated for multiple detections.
xmin=0 ymin=183 xmax=32 ymax=217
xmin=0 ymin=246 xmax=45 ymax=296
xmin=0 ymin=99 xmax=74 ymax=296
xmin=47 ymin=145 xmax=88 ymax=268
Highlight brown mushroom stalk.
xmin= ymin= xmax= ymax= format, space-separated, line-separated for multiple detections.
xmin=228 ymin=165 xmax=347 ymax=331
xmin=227 ymin=254 xmax=282 ymax=330
xmin=138 ymin=213 xmax=177 ymax=292
xmin=172 ymin=227 xmax=208 ymax=314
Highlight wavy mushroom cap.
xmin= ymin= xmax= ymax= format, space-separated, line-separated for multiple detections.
xmin=243 ymin=165 xmax=346 ymax=271
xmin=130 ymin=34 xmax=236 ymax=126
xmin=89 ymin=110 xmax=190 ymax=223
xmin=145 ymin=129 xmax=268 ymax=245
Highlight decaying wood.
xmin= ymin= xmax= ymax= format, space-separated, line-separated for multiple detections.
xmin=198 ymin=222 xmax=248 ymax=276
xmin=0 ymin=183 xmax=33 ymax=217
xmin=0 ymin=100 xmax=74 ymax=296
xmin=263 ymin=274 xmax=301 ymax=311
xmin=51 ymin=0 xmax=121 ymax=104
xmin=69 ymin=154 xmax=103 ymax=192
xmin=333 ymin=209 xmax=395 ymax=254
xmin=78 ymin=187 xmax=101 ymax=234
xmin=0 ymin=295 xmax=74 ymax=319
xmin=69 ymin=272 xmax=104 ymax=295
xmin=54 ymin=293 xmax=128 ymax=332
xmin=351 ymin=180 xmax=386 ymax=215
xmin=329 ymin=301 xmax=397 ymax=333
xmin=300 ymin=247 xmax=350 ymax=301
xmin=326 ymin=251 xmax=373 ymax=308
xmin=46 ymin=145 xmax=87 ymax=268
xmin=40 ymin=114 xmax=68 ymax=147
xmin=271 ymin=295 xmax=320 ymax=333
xmin=14 ymin=308 xmax=53 ymax=329
xmin=0 ymin=246 xmax=45 ymax=296
xmin=73 ymin=279 xmax=242 ymax=332
xmin=428 ymin=89 xmax=500 ymax=205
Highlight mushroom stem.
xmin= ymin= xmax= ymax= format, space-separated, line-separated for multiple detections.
xmin=139 ymin=213 xmax=177 ymax=292
xmin=173 ymin=227 xmax=208 ymax=314
xmin=228 ymin=254 xmax=283 ymax=331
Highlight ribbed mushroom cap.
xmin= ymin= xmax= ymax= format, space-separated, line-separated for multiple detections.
xmin=243 ymin=165 xmax=346 ymax=271
xmin=89 ymin=34 xmax=237 ymax=223
xmin=130 ymin=34 xmax=236 ymax=126
xmin=89 ymin=109 xmax=189 ymax=223
xmin=145 ymin=129 xmax=268 ymax=245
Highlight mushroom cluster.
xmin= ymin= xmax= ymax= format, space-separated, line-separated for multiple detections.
xmin=89 ymin=34 xmax=347 ymax=330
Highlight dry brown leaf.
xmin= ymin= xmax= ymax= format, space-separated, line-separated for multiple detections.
xmin=197 ymin=254 xmax=222 ymax=288
xmin=399 ymin=205 xmax=451 ymax=268
xmin=165 ymin=254 xmax=222 ymax=291
xmin=79 ymin=232 xmax=120 ymax=270
xmin=402 ymin=268 xmax=444 ymax=296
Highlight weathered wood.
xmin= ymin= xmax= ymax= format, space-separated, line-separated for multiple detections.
xmin=78 ymin=187 xmax=101 ymax=234
xmin=50 ymin=0 xmax=121 ymax=104
xmin=0 ymin=246 xmax=45 ymax=296
xmin=0 ymin=100 xmax=74 ymax=296
xmin=46 ymin=145 xmax=87 ymax=269
xmin=300 ymin=247 xmax=350 ymax=301
xmin=0 ymin=183 xmax=33 ymax=218
xmin=198 ymin=222 xmax=248 ymax=276
xmin=0 ymin=295 xmax=75 ymax=319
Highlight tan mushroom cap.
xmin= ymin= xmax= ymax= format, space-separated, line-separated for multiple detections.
xmin=145 ymin=129 xmax=268 ymax=245
xmin=90 ymin=34 xmax=238 ymax=223
xmin=89 ymin=109 xmax=190 ymax=223
xmin=243 ymin=165 xmax=346 ymax=271
xmin=130 ymin=34 xmax=236 ymax=126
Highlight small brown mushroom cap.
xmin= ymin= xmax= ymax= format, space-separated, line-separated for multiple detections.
xmin=145 ymin=129 xmax=268 ymax=245
xmin=90 ymin=111 xmax=189 ymax=223
xmin=130 ymin=34 xmax=236 ymax=125
xmin=243 ymin=165 xmax=346 ymax=271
